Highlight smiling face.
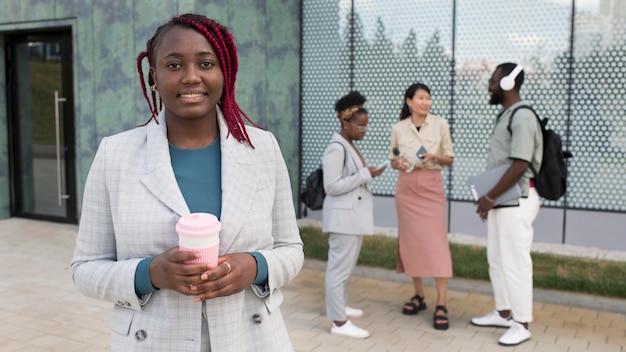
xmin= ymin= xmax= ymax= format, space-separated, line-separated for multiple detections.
xmin=406 ymin=88 xmax=431 ymax=116
xmin=150 ymin=26 xmax=224 ymax=122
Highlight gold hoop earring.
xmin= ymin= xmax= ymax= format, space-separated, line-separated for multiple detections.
xmin=150 ymin=84 xmax=158 ymax=92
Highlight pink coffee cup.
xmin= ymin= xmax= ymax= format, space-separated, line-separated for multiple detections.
xmin=176 ymin=213 xmax=221 ymax=266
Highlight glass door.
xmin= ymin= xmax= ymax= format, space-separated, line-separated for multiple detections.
xmin=6 ymin=30 xmax=77 ymax=223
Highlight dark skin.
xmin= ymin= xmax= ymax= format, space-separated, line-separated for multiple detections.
xmin=340 ymin=111 xmax=386 ymax=178
xmin=334 ymin=111 xmax=384 ymax=327
xmin=147 ymin=26 xmax=256 ymax=302
xmin=476 ymin=67 xmax=530 ymax=328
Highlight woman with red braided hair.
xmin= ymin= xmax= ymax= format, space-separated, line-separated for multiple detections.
xmin=72 ymin=13 xmax=303 ymax=351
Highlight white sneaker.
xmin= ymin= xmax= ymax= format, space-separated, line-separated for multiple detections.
xmin=345 ymin=306 xmax=364 ymax=318
xmin=330 ymin=320 xmax=370 ymax=339
xmin=498 ymin=322 xmax=531 ymax=346
xmin=471 ymin=310 xmax=515 ymax=328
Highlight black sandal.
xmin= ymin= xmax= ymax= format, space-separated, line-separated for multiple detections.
xmin=402 ymin=295 xmax=427 ymax=315
xmin=433 ymin=305 xmax=449 ymax=330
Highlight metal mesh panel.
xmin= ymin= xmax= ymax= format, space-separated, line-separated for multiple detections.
xmin=302 ymin=0 xmax=454 ymax=196
xmin=454 ymin=1 xmax=572 ymax=207
xmin=302 ymin=0 xmax=626 ymax=212
xmin=568 ymin=2 xmax=626 ymax=210
xmin=301 ymin=0 xmax=348 ymax=180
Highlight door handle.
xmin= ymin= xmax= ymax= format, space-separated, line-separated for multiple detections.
xmin=54 ymin=90 xmax=69 ymax=206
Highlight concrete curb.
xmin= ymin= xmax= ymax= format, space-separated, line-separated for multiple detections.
xmin=303 ymin=258 xmax=626 ymax=315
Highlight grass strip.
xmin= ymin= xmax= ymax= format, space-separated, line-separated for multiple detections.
xmin=299 ymin=225 xmax=626 ymax=299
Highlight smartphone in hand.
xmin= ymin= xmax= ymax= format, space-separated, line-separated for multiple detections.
xmin=376 ymin=160 xmax=390 ymax=169
xmin=416 ymin=146 xmax=427 ymax=163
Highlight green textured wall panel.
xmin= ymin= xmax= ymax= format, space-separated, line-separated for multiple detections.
xmin=133 ymin=1 xmax=180 ymax=121
xmin=194 ymin=0 xmax=228 ymax=21
xmin=227 ymin=0 xmax=267 ymax=128
xmin=14 ymin=0 xmax=53 ymax=21
xmin=92 ymin=0 xmax=137 ymax=137
xmin=73 ymin=1 xmax=97 ymax=204
xmin=265 ymin=0 xmax=301 ymax=184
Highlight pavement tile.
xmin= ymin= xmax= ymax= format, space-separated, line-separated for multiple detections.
xmin=1 ymin=218 xmax=625 ymax=352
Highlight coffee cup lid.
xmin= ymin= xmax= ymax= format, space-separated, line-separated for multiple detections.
xmin=176 ymin=213 xmax=221 ymax=236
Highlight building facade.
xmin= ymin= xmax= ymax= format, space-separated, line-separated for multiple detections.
xmin=0 ymin=0 xmax=301 ymax=223
xmin=1 ymin=0 xmax=624 ymax=251
xmin=300 ymin=0 xmax=626 ymax=251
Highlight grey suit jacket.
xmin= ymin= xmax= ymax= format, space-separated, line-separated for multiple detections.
xmin=72 ymin=109 xmax=303 ymax=351
xmin=321 ymin=133 xmax=374 ymax=235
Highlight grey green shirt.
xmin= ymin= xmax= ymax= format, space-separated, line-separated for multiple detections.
xmin=487 ymin=100 xmax=543 ymax=203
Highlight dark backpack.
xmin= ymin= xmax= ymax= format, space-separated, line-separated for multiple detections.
xmin=508 ymin=105 xmax=573 ymax=201
xmin=300 ymin=142 xmax=345 ymax=216
xmin=300 ymin=167 xmax=325 ymax=215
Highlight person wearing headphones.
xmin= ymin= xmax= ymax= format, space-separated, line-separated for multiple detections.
xmin=471 ymin=63 xmax=543 ymax=346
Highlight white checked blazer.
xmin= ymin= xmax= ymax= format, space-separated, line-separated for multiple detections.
xmin=72 ymin=108 xmax=304 ymax=351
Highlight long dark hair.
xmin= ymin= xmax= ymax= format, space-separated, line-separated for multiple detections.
xmin=136 ymin=13 xmax=256 ymax=146
xmin=399 ymin=83 xmax=431 ymax=120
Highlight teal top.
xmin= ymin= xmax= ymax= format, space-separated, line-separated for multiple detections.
xmin=169 ymin=141 xmax=222 ymax=216
xmin=134 ymin=138 xmax=267 ymax=296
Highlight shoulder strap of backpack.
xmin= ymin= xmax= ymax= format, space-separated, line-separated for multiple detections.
xmin=506 ymin=105 xmax=544 ymax=176
xmin=329 ymin=141 xmax=347 ymax=168
xmin=507 ymin=105 xmax=543 ymax=135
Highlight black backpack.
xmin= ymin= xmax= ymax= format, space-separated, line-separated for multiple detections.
xmin=508 ymin=105 xmax=573 ymax=201
xmin=300 ymin=142 xmax=345 ymax=216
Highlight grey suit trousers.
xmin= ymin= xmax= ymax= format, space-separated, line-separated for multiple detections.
xmin=325 ymin=233 xmax=364 ymax=321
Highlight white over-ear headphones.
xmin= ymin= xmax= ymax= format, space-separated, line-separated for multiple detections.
xmin=500 ymin=65 xmax=524 ymax=91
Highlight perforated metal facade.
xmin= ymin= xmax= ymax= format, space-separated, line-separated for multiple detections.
xmin=302 ymin=0 xmax=626 ymax=212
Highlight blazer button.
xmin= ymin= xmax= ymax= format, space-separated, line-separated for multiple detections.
xmin=252 ymin=313 xmax=263 ymax=325
xmin=358 ymin=196 xmax=362 ymax=200
xmin=135 ymin=330 xmax=147 ymax=341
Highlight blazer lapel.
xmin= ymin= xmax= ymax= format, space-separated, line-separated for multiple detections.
xmin=216 ymin=111 xmax=256 ymax=250
xmin=138 ymin=109 xmax=257 ymax=248
xmin=140 ymin=112 xmax=190 ymax=217
xmin=332 ymin=134 xmax=371 ymax=191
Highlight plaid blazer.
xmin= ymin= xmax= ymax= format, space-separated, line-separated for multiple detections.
xmin=72 ymin=109 xmax=303 ymax=351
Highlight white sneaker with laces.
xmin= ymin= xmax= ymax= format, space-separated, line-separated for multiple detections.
xmin=471 ymin=310 xmax=515 ymax=328
xmin=345 ymin=306 xmax=364 ymax=318
xmin=330 ymin=320 xmax=370 ymax=339
xmin=498 ymin=321 xmax=531 ymax=346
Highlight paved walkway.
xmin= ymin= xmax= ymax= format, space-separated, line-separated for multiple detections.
xmin=0 ymin=218 xmax=624 ymax=351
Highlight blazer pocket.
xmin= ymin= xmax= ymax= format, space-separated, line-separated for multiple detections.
xmin=263 ymin=290 xmax=284 ymax=314
xmin=110 ymin=306 xmax=135 ymax=336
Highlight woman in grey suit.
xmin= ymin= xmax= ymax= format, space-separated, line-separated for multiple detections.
xmin=322 ymin=91 xmax=385 ymax=339
xmin=71 ymin=14 xmax=303 ymax=351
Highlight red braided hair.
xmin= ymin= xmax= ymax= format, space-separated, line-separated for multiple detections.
xmin=136 ymin=13 xmax=257 ymax=146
